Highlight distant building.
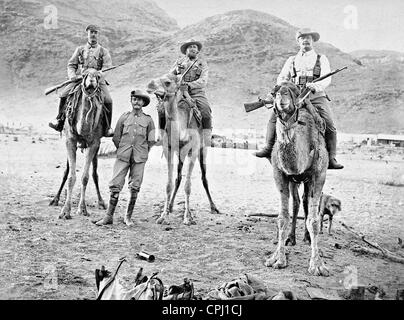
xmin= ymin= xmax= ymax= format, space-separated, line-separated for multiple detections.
xmin=376 ymin=134 xmax=404 ymax=147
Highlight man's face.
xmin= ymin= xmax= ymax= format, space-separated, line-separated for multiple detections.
xmin=131 ymin=96 xmax=145 ymax=109
xmin=298 ymin=34 xmax=313 ymax=52
xmin=186 ymin=44 xmax=199 ymax=59
xmin=87 ymin=30 xmax=98 ymax=44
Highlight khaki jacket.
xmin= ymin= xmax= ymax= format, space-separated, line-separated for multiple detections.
xmin=112 ymin=111 xmax=155 ymax=163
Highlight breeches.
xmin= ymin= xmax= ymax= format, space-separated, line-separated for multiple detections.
xmin=109 ymin=158 xmax=146 ymax=193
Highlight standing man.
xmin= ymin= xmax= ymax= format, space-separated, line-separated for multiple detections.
xmin=255 ymin=28 xmax=343 ymax=169
xmin=157 ymin=38 xmax=213 ymax=147
xmin=49 ymin=24 xmax=114 ymax=137
xmin=95 ymin=90 xmax=156 ymax=226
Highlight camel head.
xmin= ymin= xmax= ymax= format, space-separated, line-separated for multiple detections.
xmin=147 ymin=73 xmax=180 ymax=99
xmin=75 ymin=68 xmax=103 ymax=139
xmin=82 ymin=68 xmax=101 ymax=92
xmin=274 ymin=81 xmax=301 ymax=122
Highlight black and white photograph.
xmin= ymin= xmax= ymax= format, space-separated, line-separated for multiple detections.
xmin=0 ymin=0 xmax=403 ymax=307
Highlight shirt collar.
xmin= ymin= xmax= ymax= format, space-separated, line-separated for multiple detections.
xmin=298 ymin=49 xmax=316 ymax=57
xmin=131 ymin=109 xmax=144 ymax=117
xmin=86 ymin=42 xmax=99 ymax=49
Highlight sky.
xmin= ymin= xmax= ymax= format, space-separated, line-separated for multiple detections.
xmin=154 ymin=0 xmax=404 ymax=53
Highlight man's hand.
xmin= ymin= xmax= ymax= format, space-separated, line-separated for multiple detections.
xmin=259 ymin=93 xmax=274 ymax=109
xmin=306 ymin=82 xmax=322 ymax=93
xmin=69 ymin=75 xmax=79 ymax=81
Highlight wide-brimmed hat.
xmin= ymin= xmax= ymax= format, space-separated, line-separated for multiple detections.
xmin=131 ymin=89 xmax=150 ymax=106
xmin=295 ymin=28 xmax=320 ymax=42
xmin=86 ymin=24 xmax=100 ymax=32
xmin=180 ymin=39 xmax=203 ymax=54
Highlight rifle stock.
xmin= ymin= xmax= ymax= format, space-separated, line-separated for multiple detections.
xmin=244 ymin=100 xmax=272 ymax=113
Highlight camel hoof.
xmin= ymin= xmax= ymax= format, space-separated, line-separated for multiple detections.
xmin=157 ymin=217 xmax=170 ymax=225
xmin=210 ymin=206 xmax=220 ymax=214
xmin=285 ymin=235 xmax=296 ymax=246
xmin=49 ymin=198 xmax=59 ymax=207
xmin=183 ymin=219 xmax=196 ymax=226
xmin=265 ymin=252 xmax=287 ymax=269
xmin=308 ymin=258 xmax=330 ymax=277
xmin=98 ymin=200 xmax=107 ymax=210
xmin=124 ymin=220 xmax=134 ymax=227
xmin=77 ymin=207 xmax=89 ymax=217
xmin=59 ymin=213 xmax=72 ymax=220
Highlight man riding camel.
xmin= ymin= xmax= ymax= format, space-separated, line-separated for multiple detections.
xmin=157 ymin=38 xmax=213 ymax=146
xmin=95 ymin=90 xmax=156 ymax=227
xmin=49 ymin=24 xmax=114 ymax=137
xmin=255 ymin=28 xmax=344 ymax=170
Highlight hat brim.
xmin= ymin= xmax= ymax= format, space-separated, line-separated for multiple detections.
xmin=131 ymin=93 xmax=150 ymax=106
xmin=180 ymin=41 xmax=202 ymax=54
xmin=297 ymin=32 xmax=320 ymax=42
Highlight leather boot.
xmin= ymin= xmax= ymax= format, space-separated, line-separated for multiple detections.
xmin=156 ymin=113 xmax=166 ymax=146
xmin=124 ymin=190 xmax=138 ymax=226
xmin=95 ymin=192 xmax=119 ymax=226
xmin=254 ymin=118 xmax=276 ymax=159
xmin=49 ymin=97 xmax=67 ymax=132
xmin=326 ymin=131 xmax=344 ymax=169
xmin=103 ymin=102 xmax=114 ymax=137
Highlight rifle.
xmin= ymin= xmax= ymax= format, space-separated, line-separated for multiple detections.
xmin=244 ymin=66 xmax=348 ymax=113
xmin=44 ymin=63 xmax=125 ymax=96
xmin=297 ymin=66 xmax=347 ymax=104
xmin=244 ymin=98 xmax=274 ymax=113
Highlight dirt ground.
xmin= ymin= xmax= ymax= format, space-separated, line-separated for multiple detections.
xmin=0 ymin=133 xmax=403 ymax=300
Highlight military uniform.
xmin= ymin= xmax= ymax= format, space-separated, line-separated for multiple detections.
xmin=158 ymin=39 xmax=212 ymax=145
xmin=255 ymin=28 xmax=343 ymax=169
xmin=50 ymin=25 xmax=113 ymax=135
xmin=109 ymin=110 xmax=155 ymax=193
xmin=95 ymin=89 xmax=155 ymax=227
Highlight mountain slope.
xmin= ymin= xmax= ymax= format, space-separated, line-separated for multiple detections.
xmin=1 ymin=7 xmax=403 ymax=134
xmin=0 ymin=0 xmax=179 ymax=91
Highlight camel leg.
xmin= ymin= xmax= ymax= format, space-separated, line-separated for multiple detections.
xmin=286 ymin=182 xmax=299 ymax=246
xmin=77 ymin=144 xmax=99 ymax=217
xmin=265 ymin=170 xmax=289 ymax=269
xmin=60 ymin=140 xmax=77 ymax=220
xmin=302 ymin=183 xmax=311 ymax=244
xmin=183 ymin=154 xmax=197 ymax=226
xmin=167 ymin=156 xmax=183 ymax=213
xmin=50 ymin=159 xmax=69 ymax=206
xmin=199 ymin=146 xmax=219 ymax=214
xmin=92 ymin=150 xmax=106 ymax=210
xmin=307 ymin=175 xmax=329 ymax=277
xmin=157 ymin=148 xmax=173 ymax=225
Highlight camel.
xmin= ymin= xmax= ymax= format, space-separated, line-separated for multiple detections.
xmin=147 ymin=73 xmax=219 ymax=225
xmin=264 ymin=81 xmax=329 ymax=276
xmin=50 ymin=69 xmax=107 ymax=219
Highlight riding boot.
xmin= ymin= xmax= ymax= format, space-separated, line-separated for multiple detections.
xmin=156 ymin=113 xmax=166 ymax=145
xmin=49 ymin=97 xmax=67 ymax=132
xmin=103 ymin=102 xmax=114 ymax=137
xmin=124 ymin=190 xmax=138 ymax=226
xmin=326 ymin=131 xmax=344 ymax=169
xmin=254 ymin=118 xmax=276 ymax=159
xmin=95 ymin=192 xmax=119 ymax=226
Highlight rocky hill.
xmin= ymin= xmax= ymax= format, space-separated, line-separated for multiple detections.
xmin=0 ymin=0 xmax=178 ymax=91
xmin=1 ymin=6 xmax=403 ymax=134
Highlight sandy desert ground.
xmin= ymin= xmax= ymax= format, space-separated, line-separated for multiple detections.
xmin=0 ymin=132 xmax=403 ymax=300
